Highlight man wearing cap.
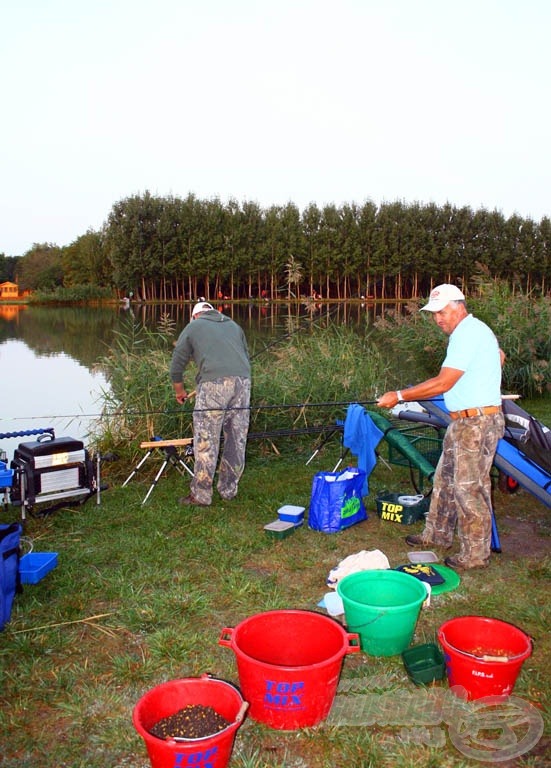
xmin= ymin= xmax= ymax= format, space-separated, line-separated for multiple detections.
xmin=170 ymin=302 xmax=251 ymax=506
xmin=376 ymin=284 xmax=505 ymax=570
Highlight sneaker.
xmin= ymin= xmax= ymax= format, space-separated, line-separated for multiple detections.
xmin=178 ymin=494 xmax=210 ymax=507
xmin=444 ymin=555 xmax=489 ymax=571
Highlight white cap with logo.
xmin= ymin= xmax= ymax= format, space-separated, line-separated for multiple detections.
xmin=421 ymin=284 xmax=465 ymax=312
xmin=192 ymin=301 xmax=215 ymax=317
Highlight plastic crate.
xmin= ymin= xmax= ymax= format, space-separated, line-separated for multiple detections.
xmin=402 ymin=642 xmax=445 ymax=685
xmin=375 ymin=491 xmax=430 ymax=524
xmin=264 ymin=520 xmax=296 ymax=540
xmin=19 ymin=552 xmax=58 ymax=584
xmin=277 ymin=505 xmax=305 ymax=526
xmin=0 ymin=467 xmax=14 ymax=488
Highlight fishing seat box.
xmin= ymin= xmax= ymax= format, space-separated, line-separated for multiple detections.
xmin=10 ymin=436 xmax=94 ymax=512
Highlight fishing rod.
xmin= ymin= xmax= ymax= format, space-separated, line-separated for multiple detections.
xmin=7 ymin=393 xmax=522 ymax=424
xmin=3 ymin=305 xmax=367 ymax=427
xmin=5 ymin=399 xmax=380 ymax=422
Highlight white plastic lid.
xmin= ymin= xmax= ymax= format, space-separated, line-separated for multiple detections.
xmin=323 ymin=592 xmax=345 ymax=617
xmin=264 ymin=520 xmax=296 ymax=532
xmin=277 ymin=505 xmax=305 ymax=515
xmin=408 ymin=550 xmax=439 ymax=564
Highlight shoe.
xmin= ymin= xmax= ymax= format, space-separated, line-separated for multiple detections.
xmin=405 ymin=534 xmax=452 ymax=550
xmin=178 ymin=494 xmax=210 ymax=507
xmin=444 ymin=556 xmax=489 ymax=571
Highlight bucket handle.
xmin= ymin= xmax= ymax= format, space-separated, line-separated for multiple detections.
xmin=219 ymin=627 xmax=360 ymax=656
xmin=170 ymin=702 xmax=248 ymax=742
xmin=345 ymin=632 xmax=361 ymax=654
xmin=218 ymin=627 xmax=234 ymax=647
xmin=439 ymin=631 xmax=532 ymax=663
xmin=234 ymin=700 xmax=249 ymax=723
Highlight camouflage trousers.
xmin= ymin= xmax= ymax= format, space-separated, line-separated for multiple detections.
xmin=422 ymin=412 xmax=505 ymax=566
xmin=190 ymin=376 xmax=251 ymax=505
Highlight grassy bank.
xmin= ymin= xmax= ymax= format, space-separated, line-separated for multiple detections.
xmin=0 ymin=432 xmax=549 ymax=767
xmin=2 ymin=279 xmax=550 ymax=766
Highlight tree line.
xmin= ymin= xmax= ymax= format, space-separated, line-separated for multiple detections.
xmin=3 ymin=192 xmax=550 ymax=300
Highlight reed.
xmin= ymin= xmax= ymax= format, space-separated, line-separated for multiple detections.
xmin=95 ymin=316 xmax=392 ymax=458
xmin=374 ymin=276 xmax=551 ymax=399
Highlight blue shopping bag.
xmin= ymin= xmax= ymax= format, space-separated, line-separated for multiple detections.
xmin=1 ymin=522 xmax=22 ymax=631
xmin=308 ymin=467 xmax=367 ymax=534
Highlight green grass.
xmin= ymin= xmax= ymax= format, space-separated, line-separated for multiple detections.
xmin=1 ymin=432 xmax=549 ymax=767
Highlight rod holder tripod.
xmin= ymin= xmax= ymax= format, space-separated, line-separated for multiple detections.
xmin=122 ymin=438 xmax=194 ymax=505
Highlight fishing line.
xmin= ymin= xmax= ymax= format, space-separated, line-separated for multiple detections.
xmin=4 ymin=304 xmax=363 ymax=425
xmin=6 ymin=399 xmax=380 ymax=422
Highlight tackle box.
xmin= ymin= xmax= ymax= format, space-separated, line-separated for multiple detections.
xmin=10 ymin=435 xmax=94 ymax=516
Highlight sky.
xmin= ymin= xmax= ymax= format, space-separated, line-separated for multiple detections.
xmin=1 ymin=0 xmax=550 ymax=257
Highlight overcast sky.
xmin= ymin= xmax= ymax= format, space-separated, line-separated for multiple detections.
xmin=1 ymin=0 xmax=550 ymax=257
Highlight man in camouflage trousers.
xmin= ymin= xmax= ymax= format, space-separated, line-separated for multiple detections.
xmin=170 ymin=302 xmax=251 ymax=506
xmin=377 ymin=284 xmax=505 ymax=571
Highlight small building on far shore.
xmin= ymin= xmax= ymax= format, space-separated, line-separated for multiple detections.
xmin=0 ymin=281 xmax=19 ymax=300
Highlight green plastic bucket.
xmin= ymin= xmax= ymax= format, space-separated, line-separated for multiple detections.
xmin=337 ymin=569 xmax=427 ymax=656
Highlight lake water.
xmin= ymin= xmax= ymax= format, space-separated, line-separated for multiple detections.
xmin=0 ymin=300 xmax=386 ymax=457
xmin=0 ymin=304 xmax=120 ymax=457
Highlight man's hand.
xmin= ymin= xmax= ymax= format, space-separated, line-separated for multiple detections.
xmin=173 ymin=386 xmax=188 ymax=404
xmin=377 ymin=391 xmax=401 ymax=408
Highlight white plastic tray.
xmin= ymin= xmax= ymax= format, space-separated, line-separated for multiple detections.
xmin=264 ymin=519 xmax=296 ymax=532
xmin=408 ymin=550 xmax=439 ymax=564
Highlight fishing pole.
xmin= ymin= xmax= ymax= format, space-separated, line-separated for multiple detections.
xmin=6 ymin=399 xmax=380 ymax=422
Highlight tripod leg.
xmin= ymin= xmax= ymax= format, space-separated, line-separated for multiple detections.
xmin=175 ymin=456 xmax=194 ymax=478
xmin=306 ymin=428 xmax=340 ymax=465
xmin=122 ymin=450 xmax=153 ymax=487
xmin=142 ymin=459 xmax=169 ymax=505
xmin=333 ymin=447 xmax=349 ymax=472
xmin=166 ymin=453 xmax=195 ymax=479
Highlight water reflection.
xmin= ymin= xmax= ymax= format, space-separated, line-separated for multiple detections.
xmin=0 ymin=301 xmax=400 ymax=452
xmin=0 ymin=304 xmax=123 ymax=368
xmin=130 ymin=299 xmax=392 ymax=335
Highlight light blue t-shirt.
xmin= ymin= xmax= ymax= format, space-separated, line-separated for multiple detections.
xmin=442 ymin=314 xmax=502 ymax=411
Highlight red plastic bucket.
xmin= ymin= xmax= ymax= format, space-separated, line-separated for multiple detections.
xmin=219 ymin=609 xmax=360 ymax=729
xmin=132 ymin=675 xmax=248 ymax=768
xmin=438 ymin=616 xmax=532 ymax=700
